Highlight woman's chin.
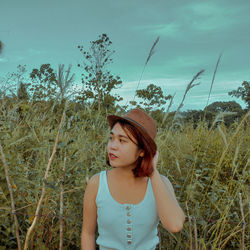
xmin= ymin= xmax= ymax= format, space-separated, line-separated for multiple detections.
xmin=109 ymin=163 xmax=118 ymax=168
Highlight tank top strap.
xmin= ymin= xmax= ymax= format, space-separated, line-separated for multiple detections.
xmin=147 ymin=178 xmax=156 ymax=202
xmin=96 ymin=170 xmax=110 ymax=204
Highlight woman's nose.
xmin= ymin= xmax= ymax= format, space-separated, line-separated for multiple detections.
xmin=109 ymin=140 xmax=118 ymax=149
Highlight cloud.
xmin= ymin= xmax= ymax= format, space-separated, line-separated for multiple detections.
xmin=182 ymin=1 xmax=249 ymax=33
xmin=0 ymin=55 xmax=24 ymax=63
xmin=12 ymin=55 xmax=25 ymax=62
xmin=132 ymin=23 xmax=180 ymax=38
xmin=28 ymin=48 xmax=45 ymax=55
xmin=0 ymin=57 xmax=8 ymax=63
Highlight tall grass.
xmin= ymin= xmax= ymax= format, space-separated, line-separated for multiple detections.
xmin=0 ymin=98 xmax=249 ymax=249
xmin=133 ymin=36 xmax=160 ymax=102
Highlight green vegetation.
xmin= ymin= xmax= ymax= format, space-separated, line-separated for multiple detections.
xmin=0 ymin=34 xmax=249 ymax=249
xmin=228 ymin=81 xmax=250 ymax=110
xmin=77 ymin=34 xmax=123 ymax=111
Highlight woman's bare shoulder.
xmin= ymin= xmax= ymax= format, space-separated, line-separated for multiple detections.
xmin=160 ymin=174 xmax=175 ymax=193
xmin=85 ymin=173 xmax=100 ymax=197
xmin=88 ymin=173 xmax=100 ymax=184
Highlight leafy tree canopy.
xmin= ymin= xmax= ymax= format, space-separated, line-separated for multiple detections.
xmin=29 ymin=64 xmax=58 ymax=101
xmin=203 ymin=101 xmax=244 ymax=127
xmin=204 ymin=101 xmax=243 ymax=113
xmin=183 ymin=109 xmax=204 ymax=125
xmin=228 ymin=81 xmax=250 ymax=109
xmin=132 ymin=83 xmax=172 ymax=111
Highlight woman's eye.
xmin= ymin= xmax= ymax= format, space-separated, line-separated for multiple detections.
xmin=120 ymin=139 xmax=126 ymax=143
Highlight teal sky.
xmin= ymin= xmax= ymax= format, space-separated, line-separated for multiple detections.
xmin=0 ymin=0 xmax=249 ymax=110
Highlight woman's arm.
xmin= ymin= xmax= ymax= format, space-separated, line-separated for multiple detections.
xmin=81 ymin=174 xmax=99 ymax=250
xmin=150 ymin=152 xmax=185 ymax=233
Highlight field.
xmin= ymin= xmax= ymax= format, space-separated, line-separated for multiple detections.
xmin=0 ymin=100 xmax=249 ymax=249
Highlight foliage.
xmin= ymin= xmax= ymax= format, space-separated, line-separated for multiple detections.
xmin=29 ymin=64 xmax=58 ymax=101
xmin=77 ymin=34 xmax=123 ymax=110
xmin=134 ymin=83 xmax=172 ymax=111
xmin=228 ymin=81 xmax=250 ymax=110
xmin=0 ymin=65 xmax=27 ymax=99
xmin=203 ymin=101 xmax=245 ymax=127
xmin=181 ymin=101 xmax=245 ymax=128
xmin=0 ymin=99 xmax=249 ymax=249
xmin=205 ymin=101 xmax=243 ymax=113
xmin=17 ymin=82 xmax=29 ymax=101
xmin=182 ymin=110 xmax=204 ymax=127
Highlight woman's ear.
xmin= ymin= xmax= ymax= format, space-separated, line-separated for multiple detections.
xmin=139 ymin=150 xmax=144 ymax=157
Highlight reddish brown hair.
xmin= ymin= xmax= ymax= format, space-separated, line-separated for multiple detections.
xmin=106 ymin=120 xmax=156 ymax=177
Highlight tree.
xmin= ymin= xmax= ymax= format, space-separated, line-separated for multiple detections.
xmin=29 ymin=64 xmax=58 ymax=101
xmin=228 ymin=81 xmax=250 ymax=110
xmin=204 ymin=101 xmax=244 ymax=127
xmin=77 ymin=34 xmax=122 ymax=110
xmin=183 ymin=110 xmax=204 ymax=127
xmin=17 ymin=82 xmax=29 ymax=101
xmin=204 ymin=101 xmax=243 ymax=113
xmin=132 ymin=83 xmax=172 ymax=111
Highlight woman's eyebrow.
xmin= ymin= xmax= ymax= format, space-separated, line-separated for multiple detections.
xmin=110 ymin=131 xmax=129 ymax=139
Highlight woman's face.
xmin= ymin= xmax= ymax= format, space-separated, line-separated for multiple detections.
xmin=107 ymin=122 xmax=144 ymax=169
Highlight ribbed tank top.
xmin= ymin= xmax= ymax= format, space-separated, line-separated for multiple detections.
xmin=96 ymin=170 xmax=159 ymax=250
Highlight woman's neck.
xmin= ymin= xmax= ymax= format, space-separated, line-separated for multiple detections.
xmin=111 ymin=167 xmax=136 ymax=181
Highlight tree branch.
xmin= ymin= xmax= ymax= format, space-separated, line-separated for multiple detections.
xmin=0 ymin=143 xmax=22 ymax=250
xmin=23 ymin=111 xmax=65 ymax=250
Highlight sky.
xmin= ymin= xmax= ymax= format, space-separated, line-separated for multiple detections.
xmin=0 ymin=0 xmax=249 ymax=111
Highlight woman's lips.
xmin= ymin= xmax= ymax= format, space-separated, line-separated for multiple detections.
xmin=109 ymin=153 xmax=118 ymax=160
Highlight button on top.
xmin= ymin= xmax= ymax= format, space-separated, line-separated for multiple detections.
xmin=126 ymin=206 xmax=130 ymax=210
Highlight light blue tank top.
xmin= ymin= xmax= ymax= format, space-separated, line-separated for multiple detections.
xmin=96 ymin=170 xmax=159 ymax=250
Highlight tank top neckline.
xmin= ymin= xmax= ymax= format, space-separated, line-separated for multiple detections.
xmin=104 ymin=170 xmax=150 ymax=207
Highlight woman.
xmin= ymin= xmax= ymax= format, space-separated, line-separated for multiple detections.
xmin=81 ymin=108 xmax=185 ymax=249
